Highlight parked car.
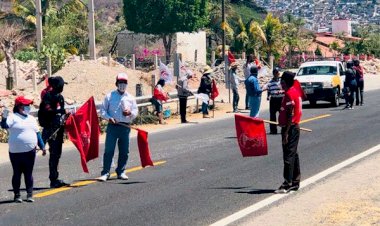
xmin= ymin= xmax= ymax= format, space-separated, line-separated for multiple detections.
xmin=295 ymin=61 xmax=345 ymax=107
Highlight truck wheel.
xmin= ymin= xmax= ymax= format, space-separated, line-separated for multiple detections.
xmin=331 ymin=89 xmax=340 ymax=107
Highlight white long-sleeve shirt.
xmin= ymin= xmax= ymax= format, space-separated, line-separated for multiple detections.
xmin=100 ymin=90 xmax=138 ymax=123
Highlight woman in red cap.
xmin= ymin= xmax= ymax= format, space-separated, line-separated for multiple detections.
xmin=1 ymin=96 xmax=46 ymax=203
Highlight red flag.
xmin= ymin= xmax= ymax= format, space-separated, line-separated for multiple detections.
xmin=228 ymin=51 xmax=236 ymax=63
xmin=211 ymin=79 xmax=219 ymax=100
xmin=293 ymin=80 xmax=307 ymax=100
xmin=235 ymin=114 xmax=268 ymax=157
xmin=65 ymin=97 xmax=100 ymax=173
xmin=136 ymin=129 xmax=154 ymax=167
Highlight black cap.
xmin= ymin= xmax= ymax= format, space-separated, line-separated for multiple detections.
xmin=273 ymin=67 xmax=280 ymax=75
xmin=250 ymin=65 xmax=258 ymax=74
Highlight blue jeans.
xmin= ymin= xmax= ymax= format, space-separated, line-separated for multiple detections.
xmin=101 ymin=124 xmax=131 ymax=176
xmin=249 ymin=96 xmax=261 ymax=117
xmin=202 ymin=102 xmax=209 ymax=115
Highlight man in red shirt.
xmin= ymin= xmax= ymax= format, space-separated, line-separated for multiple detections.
xmin=275 ymin=71 xmax=302 ymax=194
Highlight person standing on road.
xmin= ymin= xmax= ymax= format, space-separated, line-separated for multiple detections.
xmin=275 ymin=71 xmax=302 ymax=194
xmin=265 ymin=67 xmax=284 ymax=134
xmin=98 ymin=73 xmax=138 ymax=182
xmin=245 ymin=65 xmax=263 ymax=117
xmin=230 ymin=62 xmax=245 ymax=113
xmin=177 ymin=74 xmax=193 ymax=123
xmin=1 ymin=96 xmax=46 ymax=202
xmin=152 ymin=79 xmax=170 ymax=124
xmin=198 ymin=66 xmax=213 ymax=118
xmin=353 ymin=59 xmax=364 ymax=106
xmin=345 ymin=61 xmax=357 ymax=109
xmin=38 ymin=76 xmax=69 ymax=188
xmin=243 ymin=54 xmax=255 ymax=110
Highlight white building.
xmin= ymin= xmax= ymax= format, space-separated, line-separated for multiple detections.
xmin=332 ymin=19 xmax=352 ymax=36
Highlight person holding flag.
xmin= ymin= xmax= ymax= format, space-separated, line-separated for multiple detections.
xmin=38 ymin=76 xmax=69 ymax=188
xmin=151 ymin=78 xmax=170 ymax=124
xmin=197 ymin=66 xmax=213 ymax=118
xmin=275 ymin=71 xmax=303 ymax=194
xmin=177 ymin=73 xmax=194 ymax=123
xmin=98 ymin=73 xmax=138 ymax=182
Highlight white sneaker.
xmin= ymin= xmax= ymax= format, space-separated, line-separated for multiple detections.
xmin=117 ymin=173 xmax=129 ymax=180
xmin=97 ymin=174 xmax=110 ymax=182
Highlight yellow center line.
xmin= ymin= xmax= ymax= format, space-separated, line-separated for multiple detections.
xmin=300 ymin=114 xmax=331 ymax=124
xmin=35 ymin=160 xmax=166 ymax=198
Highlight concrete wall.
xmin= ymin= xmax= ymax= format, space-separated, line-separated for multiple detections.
xmin=116 ymin=31 xmax=206 ymax=64
xmin=175 ymin=31 xmax=206 ymax=64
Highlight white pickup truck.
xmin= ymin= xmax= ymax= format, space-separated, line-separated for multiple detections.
xmin=295 ymin=61 xmax=345 ymax=107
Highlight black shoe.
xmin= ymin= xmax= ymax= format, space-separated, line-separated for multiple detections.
xmin=291 ymin=183 xmax=300 ymax=191
xmin=360 ymin=103 xmax=364 ymax=106
xmin=181 ymin=120 xmax=189 ymax=123
xmin=274 ymin=182 xmax=298 ymax=194
xmin=50 ymin=180 xmax=69 ymax=188
xmin=269 ymin=131 xmax=277 ymax=135
xmin=26 ymin=193 xmax=34 ymax=203
xmin=14 ymin=194 xmax=23 ymax=203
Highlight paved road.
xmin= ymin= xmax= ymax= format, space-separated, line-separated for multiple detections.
xmin=0 ymin=90 xmax=379 ymax=226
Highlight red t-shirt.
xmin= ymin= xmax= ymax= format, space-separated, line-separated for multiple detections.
xmin=278 ymin=86 xmax=302 ymax=126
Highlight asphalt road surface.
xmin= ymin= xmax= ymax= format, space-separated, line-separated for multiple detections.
xmin=0 ymin=90 xmax=379 ymax=226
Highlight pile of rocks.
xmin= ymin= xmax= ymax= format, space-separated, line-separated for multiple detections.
xmin=212 ymin=59 xmax=272 ymax=86
xmin=362 ymin=59 xmax=380 ymax=75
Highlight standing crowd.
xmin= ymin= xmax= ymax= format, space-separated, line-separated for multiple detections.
xmin=0 ymin=54 xmax=367 ymax=203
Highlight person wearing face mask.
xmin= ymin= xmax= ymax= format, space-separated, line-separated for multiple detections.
xmin=38 ymin=76 xmax=69 ymax=188
xmin=98 ymin=73 xmax=138 ymax=182
xmin=1 ymin=96 xmax=46 ymax=203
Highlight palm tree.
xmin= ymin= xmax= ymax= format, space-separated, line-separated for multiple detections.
xmin=262 ymin=13 xmax=282 ymax=63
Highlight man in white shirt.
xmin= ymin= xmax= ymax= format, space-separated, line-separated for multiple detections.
xmin=98 ymin=73 xmax=138 ymax=181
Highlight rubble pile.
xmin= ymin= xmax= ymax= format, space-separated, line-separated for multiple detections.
xmin=212 ymin=59 xmax=272 ymax=86
xmin=362 ymin=59 xmax=380 ymax=75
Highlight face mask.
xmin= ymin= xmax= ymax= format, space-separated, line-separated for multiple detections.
xmin=117 ymin=83 xmax=127 ymax=93
xmin=23 ymin=106 xmax=31 ymax=115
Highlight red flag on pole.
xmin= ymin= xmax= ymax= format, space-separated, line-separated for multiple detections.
xmin=211 ymin=79 xmax=219 ymax=100
xmin=234 ymin=114 xmax=268 ymax=157
xmin=136 ymin=129 xmax=154 ymax=168
xmin=228 ymin=51 xmax=236 ymax=63
xmin=293 ymin=80 xmax=307 ymax=100
xmin=65 ymin=97 xmax=100 ymax=173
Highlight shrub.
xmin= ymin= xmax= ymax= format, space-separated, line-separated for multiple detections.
xmin=15 ymin=49 xmax=39 ymax=62
xmin=38 ymin=44 xmax=66 ymax=74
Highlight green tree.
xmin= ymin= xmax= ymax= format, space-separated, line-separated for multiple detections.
xmin=262 ymin=13 xmax=282 ymax=61
xmin=123 ymin=0 xmax=209 ymax=63
xmin=329 ymin=41 xmax=340 ymax=55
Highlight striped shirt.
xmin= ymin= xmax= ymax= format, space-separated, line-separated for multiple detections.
xmin=266 ymin=79 xmax=285 ymax=99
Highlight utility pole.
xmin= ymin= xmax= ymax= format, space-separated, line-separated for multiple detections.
xmin=35 ymin=0 xmax=43 ymax=52
xmin=88 ymin=0 xmax=96 ymax=60
xmin=222 ymin=0 xmax=230 ymax=103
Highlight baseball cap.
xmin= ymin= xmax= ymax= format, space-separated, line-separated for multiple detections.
xmin=116 ymin=73 xmax=128 ymax=82
xmin=15 ymin=96 xmax=33 ymax=106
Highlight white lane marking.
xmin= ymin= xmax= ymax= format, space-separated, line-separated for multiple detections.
xmin=210 ymin=144 xmax=380 ymax=226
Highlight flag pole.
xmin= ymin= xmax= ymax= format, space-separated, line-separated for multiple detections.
xmin=262 ymin=119 xmax=312 ymax=132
